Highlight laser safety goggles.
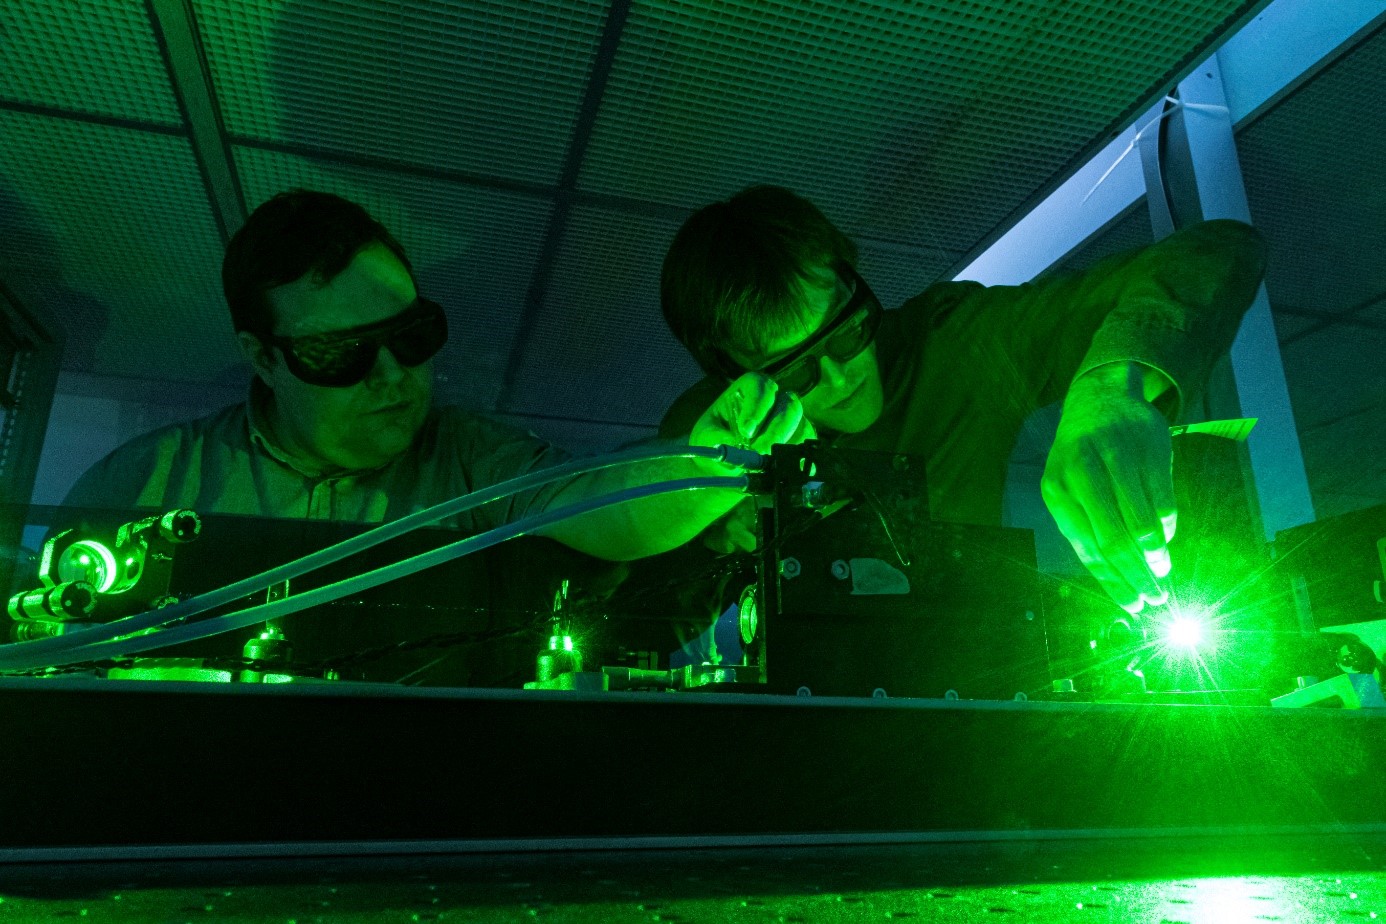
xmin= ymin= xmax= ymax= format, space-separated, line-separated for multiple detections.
xmin=263 ymin=298 xmax=449 ymax=388
xmin=751 ymin=264 xmax=883 ymax=397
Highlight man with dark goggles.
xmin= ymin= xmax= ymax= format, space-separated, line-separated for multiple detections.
xmin=262 ymin=297 xmax=449 ymax=388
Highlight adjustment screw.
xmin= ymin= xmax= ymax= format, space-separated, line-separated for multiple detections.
xmin=830 ymin=559 xmax=850 ymax=580
xmin=781 ymin=557 xmax=801 ymax=579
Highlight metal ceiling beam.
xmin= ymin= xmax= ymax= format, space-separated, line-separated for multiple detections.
xmin=493 ymin=0 xmax=635 ymax=415
xmin=1218 ymin=0 xmax=1386 ymax=127
xmin=1153 ymin=55 xmax=1315 ymax=542
xmin=144 ymin=0 xmax=246 ymax=245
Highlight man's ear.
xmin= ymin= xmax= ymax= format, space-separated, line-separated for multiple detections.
xmin=237 ymin=331 xmax=276 ymax=388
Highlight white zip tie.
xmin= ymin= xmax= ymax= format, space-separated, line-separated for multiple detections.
xmin=1081 ymin=97 xmax=1230 ymax=205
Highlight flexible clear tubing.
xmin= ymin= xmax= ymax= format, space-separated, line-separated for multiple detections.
xmin=0 ymin=443 xmax=763 ymax=672
xmin=40 ymin=474 xmax=747 ymax=668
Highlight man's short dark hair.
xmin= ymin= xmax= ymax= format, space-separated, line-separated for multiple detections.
xmin=223 ymin=190 xmax=414 ymax=337
xmin=660 ymin=185 xmax=858 ymax=377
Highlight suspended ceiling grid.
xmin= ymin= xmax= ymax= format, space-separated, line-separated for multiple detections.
xmin=1 ymin=0 xmax=1266 ymax=448
xmin=1237 ymin=15 xmax=1386 ymax=518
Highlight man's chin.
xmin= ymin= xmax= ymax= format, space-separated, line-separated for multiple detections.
xmin=339 ymin=423 xmax=422 ymax=470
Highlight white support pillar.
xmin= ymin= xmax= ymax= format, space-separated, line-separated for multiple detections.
xmin=1144 ymin=54 xmax=1316 ymax=541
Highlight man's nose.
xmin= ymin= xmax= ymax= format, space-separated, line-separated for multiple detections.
xmin=818 ymin=355 xmax=850 ymax=391
xmin=366 ymin=344 xmax=409 ymax=386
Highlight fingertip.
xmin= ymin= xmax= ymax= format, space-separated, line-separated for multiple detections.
xmin=1161 ymin=512 xmax=1178 ymax=543
xmin=1145 ymin=546 xmax=1172 ymax=578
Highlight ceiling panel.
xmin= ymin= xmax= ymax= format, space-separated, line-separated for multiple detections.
xmin=0 ymin=2 xmax=181 ymax=125
xmin=1297 ymin=406 xmax=1386 ymax=513
xmin=1279 ymin=324 xmax=1386 ymax=436
xmin=1240 ymin=24 xmax=1386 ymax=318
xmin=1359 ymin=297 xmax=1386 ymax=325
xmin=506 ymin=205 xmax=701 ymax=425
xmin=194 ymin=0 xmax=610 ymax=185
xmin=233 ymin=145 xmax=555 ymax=411
xmin=581 ymin=0 xmax=1259 ymax=255
xmin=1270 ymin=310 xmax=1328 ymax=343
xmin=0 ymin=111 xmax=228 ymax=379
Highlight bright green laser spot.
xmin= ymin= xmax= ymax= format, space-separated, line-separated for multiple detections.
xmin=1165 ymin=616 xmax=1204 ymax=649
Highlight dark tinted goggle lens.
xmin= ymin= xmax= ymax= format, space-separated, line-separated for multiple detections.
xmin=280 ymin=301 xmax=448 ymax=388
xmin=771 ymin=306 xmax=879 ymax=396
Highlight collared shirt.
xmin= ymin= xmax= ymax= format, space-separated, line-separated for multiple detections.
xmin=62 ymin=381 xmax=573 ymax=533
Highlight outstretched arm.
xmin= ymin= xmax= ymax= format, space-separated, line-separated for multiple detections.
xmin=1032 ymin=220 xmax=1268 ymax=610
xmin=537 ymin=373 xmax=810 ymax=560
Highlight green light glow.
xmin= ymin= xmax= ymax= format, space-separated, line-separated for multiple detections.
xmin=1165 ymin=616 xmax=1205 ymax=649
xmin=562 ymin=635 xmax=574 ymax=652
xmin=57 ymin=540 xmax=119 ymax=593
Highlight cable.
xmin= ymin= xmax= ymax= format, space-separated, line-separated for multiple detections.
xmin=0 ymin=444 xmax=763 ymax=670
xmin=5 ymin=475 xmax=749 ymax=671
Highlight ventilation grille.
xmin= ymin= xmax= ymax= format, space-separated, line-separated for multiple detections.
xmin=195 ymin=0 xmax=610 ymax=184
xmin=0 ymin=2 xmax=181 ymax=125
xmin=0 ymin=112 xmax=229 ymax=380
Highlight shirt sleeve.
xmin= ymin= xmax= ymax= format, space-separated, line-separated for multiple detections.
xmin=927 ymin=218 xmax=1267 ymax=420
xmin=60 ymin=426 xmax=186 ymax=512
xmin=445 ymin=410 xmax=576 ymax=533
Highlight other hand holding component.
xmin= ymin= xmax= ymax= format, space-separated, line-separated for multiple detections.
xmin=691 ymin=374 xmax=815 ymax=555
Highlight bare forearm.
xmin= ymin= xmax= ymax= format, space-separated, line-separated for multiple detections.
xmin=536 ymin=456 xmax=747 ymax=560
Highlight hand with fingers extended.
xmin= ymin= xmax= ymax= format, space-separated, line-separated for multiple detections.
xmin=690 ymin=373 xmax=814 ymax=554
xmin=1042 ymin=363 xmax=1177 ymax=614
